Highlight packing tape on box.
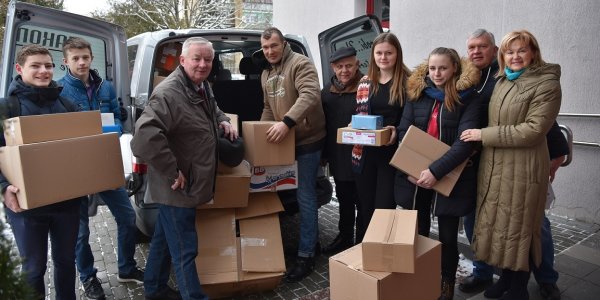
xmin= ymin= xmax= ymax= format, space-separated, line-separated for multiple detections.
xmin=5 ymin=119 xmax=16 ymax=138
xmin=201 ymin=246 xmax=236 ymax=257
xmin=241 ymin=237 xmax=266 ymax=247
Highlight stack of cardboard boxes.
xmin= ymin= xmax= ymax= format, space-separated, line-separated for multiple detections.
xmin=0 ymin=111 xmax=125 ymax=209
xmin=193 ymin=118 xmax=296 ymax=298
xmin=329 ymin=209 xmax=442 ymax=300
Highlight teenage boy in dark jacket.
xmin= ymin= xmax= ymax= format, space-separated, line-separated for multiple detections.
xmin=0 ymin=44 xmax=84 ymax=300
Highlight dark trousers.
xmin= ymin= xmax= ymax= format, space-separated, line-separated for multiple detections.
xmin=333 ymin=178 xmax=360 ymax=242
xmin=354 ymin=146 xmax=397 ymax=243
xmin=6 ymin=203 xmax=80 ymax=300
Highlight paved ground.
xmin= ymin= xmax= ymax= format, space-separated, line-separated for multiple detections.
xmin=3 ymin=189 xmax=600 ymax=299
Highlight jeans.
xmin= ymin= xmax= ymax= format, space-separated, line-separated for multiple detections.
xmin=464 ymin=211 xmax=557 ymax=283
xmin=144 ymin=204 xmax=208 ymax=300
xmin=464 ymin=210 xmax=494 ymax=280
xmin=76 ymin=187 xmax=137 ymax=282
xmin=6 ymin=201 xmax=80 ymax=300
xmin=296 ymin=150 xmax=321 ymax=258
xmin=533 ymin=216 xmax=559 ymax=283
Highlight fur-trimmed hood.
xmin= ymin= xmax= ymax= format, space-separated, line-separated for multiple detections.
xmin=407 ymin=57 xmax=480 ymax=100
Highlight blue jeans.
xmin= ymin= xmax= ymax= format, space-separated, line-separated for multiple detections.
xmin=6 ymin=200 xmax=80 ymax=300
xmin=296 ymin=150 xmax=321 ymax=258
xmin=464 ymin=210 xmax=494 ymax=280
xmin=144 ymin=204 xmax=208 ymax=300
xmin=76 ymin=187 xmax=137 ymax=282
xmin=533 ymin=216 xmax=559 ymax=283
xmin=464 ymin=211 xmax=558 ymax=283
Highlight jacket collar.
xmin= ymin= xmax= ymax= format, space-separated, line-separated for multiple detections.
xmin=407 ymin=57 xmax=480 ymax=101
xmin=329 ymin=71 xmax=363 ymax=93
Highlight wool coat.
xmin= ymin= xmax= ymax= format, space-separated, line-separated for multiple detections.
xmin=473 ymin=63 xmax=562 ymax=271
xmin=394 ymin=58 xmax=480 ymax=216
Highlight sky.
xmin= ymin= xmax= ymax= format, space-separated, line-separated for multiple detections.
xmin=63 ymin=0 xmax=109 ymax=16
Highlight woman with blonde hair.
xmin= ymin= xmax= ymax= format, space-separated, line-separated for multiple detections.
xmin=352 ymin=32 xmax=410 ymax=243
xmin=461 ymin=30 xmax=562 ymax=300
xmin=395 ymin=47 xmax=480 ymax=300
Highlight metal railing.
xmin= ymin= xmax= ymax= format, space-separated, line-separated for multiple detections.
xmin=558 ymin=113 xmax=600 ymax=149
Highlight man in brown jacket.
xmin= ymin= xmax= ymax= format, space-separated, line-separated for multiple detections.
xmin=131 ymin=37 xmax=236 ymax=300
xmin=258 ymin=27 xmax=326 ymax=282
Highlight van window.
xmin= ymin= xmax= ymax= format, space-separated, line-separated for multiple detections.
xmin=127 ymin=44 xmax=139 ymax=82
xmin=219 ymin=52 xmax=244 ymax=80
xmin=13 ymin=24 xmax=108 ymax=80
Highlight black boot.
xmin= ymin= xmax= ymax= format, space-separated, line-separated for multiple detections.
xmin=484 ymin=269 xmax=512 ymax=298
xmin=438 ymin=277 xmax=455 ymax=300
xmin=499 ymin=271 xmax=530 ymax=300
xmin=322 ymin=234 xmax=353 ymax=254
xmin=285 ymin=256 xmax=315 ymax=283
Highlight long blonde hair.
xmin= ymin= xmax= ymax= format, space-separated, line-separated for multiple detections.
xmin=367 ymin=32 xmax=410 ymax=106
xmin=429 ymin=47 xmax=462 ymax=112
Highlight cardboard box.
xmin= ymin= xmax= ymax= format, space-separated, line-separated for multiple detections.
xmin=362 ymin=209 xmax=418 ymax=273
xmin=337 ymin=127 xmax=391 ymax=146
xmin=329 ymin=236 xmax=441 ymax=300
xmin=249 ymin=162 xmax=297 ymax=193
xmin=0 ymin=133 xmax=124 ymax=209
xmin=3 ymin=111 xmax=102 ymax=146
xmin=199 ymin=162 xmax=251 ymax=209
xmin=195 ymin=193 xmax=285 ymax=298
xmin=390 ymin=125 xmax=468 ymax=197
xmin=352 ymin=115 xmax=383 ymax=130
xmin=242 ymin=121 xmax=295 ymax=166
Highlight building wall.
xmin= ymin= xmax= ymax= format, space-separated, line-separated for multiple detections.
xmin=275 ymin=0 xmax=600 ymax=224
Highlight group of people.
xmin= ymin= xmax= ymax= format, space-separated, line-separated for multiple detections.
xmin=0 ymin=25 xmax=566 ymax=300
xmin=322 ymin=28 xmax=566 ymax=300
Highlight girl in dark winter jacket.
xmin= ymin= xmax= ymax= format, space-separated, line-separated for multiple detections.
xmin=394 ymin=47 xmax=480 ymax=300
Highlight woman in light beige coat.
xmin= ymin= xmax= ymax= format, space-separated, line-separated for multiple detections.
xmin=461 ymin=30 xmax=561 ymax=300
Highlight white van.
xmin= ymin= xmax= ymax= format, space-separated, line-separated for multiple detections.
xmin=1 ymin=0 xmax=383 ymax=237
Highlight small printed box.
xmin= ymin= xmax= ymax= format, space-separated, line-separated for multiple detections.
xmin=249 ymin=162 xmax=298 ymax=193
xmin=351 ymin=115 xmax=383 ymax=130
xmin=337 ymin=127 xmax=391 ymax=146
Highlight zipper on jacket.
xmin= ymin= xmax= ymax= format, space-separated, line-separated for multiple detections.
xmin=411 ymin=186 xmax=419 ymax=210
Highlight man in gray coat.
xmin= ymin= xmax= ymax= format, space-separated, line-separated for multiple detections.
xmin=131 ymin=37 xmax=236 ymax=300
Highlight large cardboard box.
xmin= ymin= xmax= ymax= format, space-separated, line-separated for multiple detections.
xmin=362 ymin=209 xmax=418 ymax=273
xmin=199 ymin=162 xmax=251 ymax=209
xmin=3 ymin=111 xmax=102 ymax=146
xmin=242 ymin=121 xmax=295 ymax=166
xmin=329 ymin=236 xmax=441 ymax=300
xmin=337 ymin=127 xmax=391 ymax=146
xmin=0 ymin=133 xmax=124 ymax=209
xmin=390 ymin=125 xmax=467 ymax=197
xmin=195 ymin=193 xmax=285 ymax=298
xmin=249 ymin=161 xmax=297 ymax=193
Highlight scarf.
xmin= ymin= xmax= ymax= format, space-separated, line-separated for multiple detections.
xmin=351 ymin=76 xmax=372 ymax=173
xmin=504 ymin=67 xmax=525 ymax=81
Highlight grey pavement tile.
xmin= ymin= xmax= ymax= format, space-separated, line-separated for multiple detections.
xmin=555 ymin=254 xmax=597 ymax=278
xmin=581 ymin=233 xmax=600 ymax=250
xmin=562 ymin=280 xmax=600 ymax=300
xmin=563 ymin=244 xmax=600 ymax=266
xmin=556 ymin=272 xmax=581 ymax=294
xmin=584 ymin=267 xmax=600 ymax=286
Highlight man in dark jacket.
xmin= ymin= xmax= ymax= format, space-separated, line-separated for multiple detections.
xmin=131 ymin=37 xmax=236 ymax=300
xmin=460 ymin=29 xmax=568 ymax=300
xmin=321 ymin=47 xmax=362 ymax=254
xmin=59 ymin=36 xmax=142 ymax=300
xmin=0 ymin=44 xmax=84 ymax=300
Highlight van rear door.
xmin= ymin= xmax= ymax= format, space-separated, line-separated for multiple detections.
xmin=318 ymin=15 xmax=382 ymax=86
xmin=1 ymin=0 xmax=131 ymax=132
